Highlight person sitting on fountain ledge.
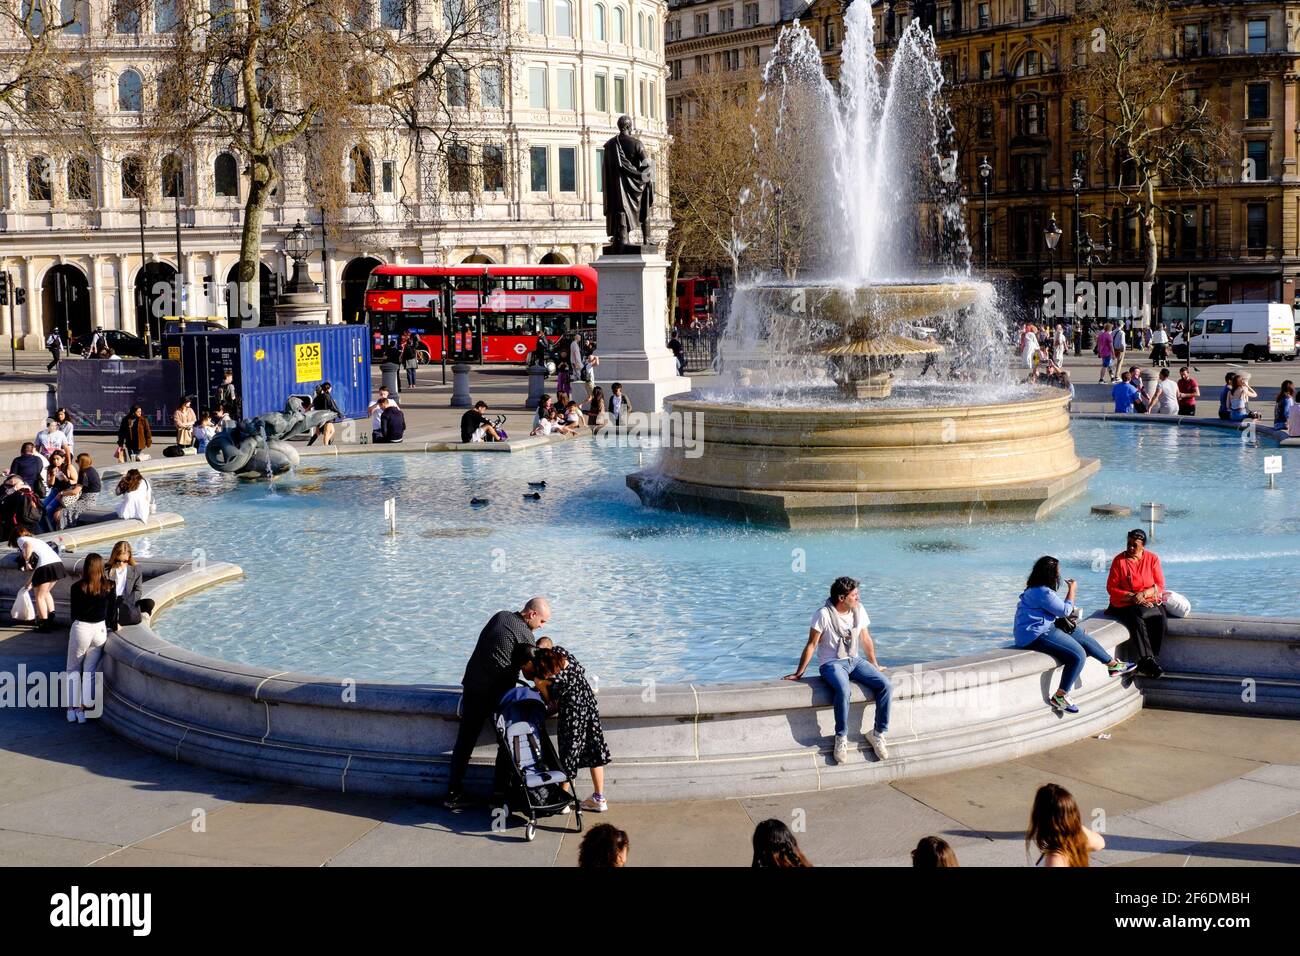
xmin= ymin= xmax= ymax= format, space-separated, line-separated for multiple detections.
xmin=1105 ymin=529 xmax=1168 ymax=679
xmin=783 ymin=576 xmax=891 ymax=764
xmin=372 ymin=397 xmax=406 ymax=444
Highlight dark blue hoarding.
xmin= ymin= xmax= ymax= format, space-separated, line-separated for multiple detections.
xmin=57 ymin=358 xmax=184 ymax=433
xmin=169 ymin=325 xmax=371 ymax=421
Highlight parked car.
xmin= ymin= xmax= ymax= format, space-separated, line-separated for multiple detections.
xmin=69 ymin=329 xmax=150 ymax=357
xmin=1175 ymin=303 xmax=1297 ymax=361
xmin=163 ymin=319 xmax=226 ymax=336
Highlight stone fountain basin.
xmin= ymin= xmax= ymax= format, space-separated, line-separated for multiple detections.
xmin=759 ymin=279 xmax=988 ymax=334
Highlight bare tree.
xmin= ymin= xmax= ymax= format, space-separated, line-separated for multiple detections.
xmin=128 ymin=0 xmax=510 ymax=321
xmin=1074 ymin=0 xmax=1234 ymax=295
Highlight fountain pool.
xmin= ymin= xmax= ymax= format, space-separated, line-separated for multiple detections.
xmin=139 ymin=423 xmax=1294 ymax=686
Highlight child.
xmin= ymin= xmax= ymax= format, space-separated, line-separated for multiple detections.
xmin=193 ymin=413 xmax=216 ymax=452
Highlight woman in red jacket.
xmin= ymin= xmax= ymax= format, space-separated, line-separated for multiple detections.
xmin=1105 ymin=529 xmax=1167 ymax=678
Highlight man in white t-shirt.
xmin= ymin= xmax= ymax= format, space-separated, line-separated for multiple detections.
xmin=1150 ymin=367 xmax=1180 ymax=415
xmin=35 ymin=420 xmax=69 ymax=458
xmin=783 ymin=576 xmax=892 ymax=764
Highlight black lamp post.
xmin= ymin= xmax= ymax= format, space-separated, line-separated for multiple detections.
xmin=978 ymin=156 xmax=992 ymax=271
xmin=284 ymin=220 xmax=315 ymax=293
xmin=1071 ymin=169 xmax=1083 ymax=276
xmin=1043 ymin=214 xmax=1061 ymax=324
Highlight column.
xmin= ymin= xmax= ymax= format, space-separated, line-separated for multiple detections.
xmin=22 ymin=256 xmax=38 ymax=344
xmin=324 ymin=252 xmax=341 ymax=325
xmin=116 ymin=254 xmax=132 ymax=331
xmin=89 ymin=254 xmax=104 ymax=331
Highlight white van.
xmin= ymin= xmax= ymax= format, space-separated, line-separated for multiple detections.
xmin=1184 ymin=303 xmax=1297 ymax=361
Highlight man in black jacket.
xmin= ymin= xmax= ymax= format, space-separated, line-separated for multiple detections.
xmin=443 ymin=597 xmax=551 ymax=811
xmin=372 ymin=397 xmax=406 ymax=443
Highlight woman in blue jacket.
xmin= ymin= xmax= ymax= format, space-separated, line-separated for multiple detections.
xmin=1014 ymin=556 xmax=1137 ymax=714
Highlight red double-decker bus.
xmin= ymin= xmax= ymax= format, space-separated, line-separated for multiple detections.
xmin=673 ymin=275 xmax=721 ymax=329
xmin=360 ymin=263 xmax=598 ymax=364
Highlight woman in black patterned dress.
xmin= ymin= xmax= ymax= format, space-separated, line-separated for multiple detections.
xmin=532 ymin=645 xmax=612 ymax=813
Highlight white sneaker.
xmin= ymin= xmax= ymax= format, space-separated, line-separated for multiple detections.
xmin=865 ymin=729 xmax=889 ymax=760
xmin=66 ymin=709 xmax=77 ymax=723
xmin=580 ymin=794 xmax=609 ymax=813
xmin=832 ymin=735 xmax=848 ymax=764
xmin=75 ymin=710 xmax=86 ymax=724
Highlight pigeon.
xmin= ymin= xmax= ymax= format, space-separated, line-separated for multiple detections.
xmin=470 ymin=497 xmax=490 ymax=506
xmin=523 ymin=492 xmax=542 ymax=500
xmin=528 ymin=481 xmax=547 ymax=489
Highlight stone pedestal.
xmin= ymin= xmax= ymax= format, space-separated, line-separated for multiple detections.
xmin=592 ymin=251 xmax=690 ymax=414
xmin=275 ymin=290 xmax=330 ymax=325
xmin=526 ymin=365 xmax=547 ymax=409
xmin=450 ymin=363 xmax=473 ymax=408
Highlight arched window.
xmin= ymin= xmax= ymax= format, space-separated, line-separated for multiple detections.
xmin=67 ymin=156 xmax=94 ymax=202
xmin=155 ymin=0 xmax=179 ymax=32
xmin=347 ymin=67 xmax=372 ymax=98
xmin=555 ymin=0 xmax=572 ymax=36
xmin=121 ymin=155 xmax=145 ymax=199
xmin=1013 ymin=49 xmax=1040 ymax=77
xmin=212 ymin=68 xmax=237 ymax=108
xmin=348 ymin=145 xmax=373 ymax=193
xmin=214 ymin=153 xmax=239 ymax=198
xmin=27 ymin=156 xmax=52 ymax=201
xmin=118 ymin=70 xmax=143 ymax=111
xmin=594 ymin=2 xmax=606 ymax=40
xmin=161 ymin=154 xmax=184 ymax=199
xmin=637 ymin=11 xmax=645 ymax=47
xmin=526 ymin=0 xmax=542 ymax=33
xmin=614 ymin=5 xmax=625 ymax=42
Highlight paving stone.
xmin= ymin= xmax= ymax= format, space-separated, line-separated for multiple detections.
xmin=1111 ymin=709 xmax=1300 ymax=764
xmin=0 ymin=828 xmax=119 ymax=866
xmin=1127 ymin=778 xmax=1300 ymax=842
xmin=552 ymin=799 xmax=756 ymax=867
xmin=1114 ymin=813 xmax=1300 ymax=867
xmin=90 ymin=847 xmax=260 ymax=867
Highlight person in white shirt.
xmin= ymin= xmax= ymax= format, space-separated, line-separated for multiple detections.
xmin=783 ymin=576 xmax=892 ymax=764
xmin=1149 ymin=322 xmax=1170 ymax=367
xmin=114 ymin=470 xmax=154 ymax=522
xmin=35 ymin=420 xmax=70 ymax=458
xmin=1112 ymin=325 xmax=1128 ymax=378
xmin=1150 ymin=367 xmax=1180 ymax=415
xmin=368 ymin=387 xmax=398 ymax=433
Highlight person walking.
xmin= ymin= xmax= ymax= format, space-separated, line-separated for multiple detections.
xmin=1176 ymin=367 xmax=1200 ymax=417
xmin=1149 ymin=322 xmax=1169 ymax=367
xmin=783 ymin=576 xmax=892 ymax=764
xmin=442 ymin=598 xmax=551 ymax=812
xmin=1013 ymin=556 xmax=1136 ymax=715
xmin=1095 ymin=324 xmax=1114 ymax=383
xmin=400 ymin=335 xmax=421 ymax=390
xmin=1105 ymin=529 xmax=1168 ymax=678
xmin=1111 ymin=323 xmax=1128 ymax=381
xmin=45 ymin=329 xmax=64 ymax=371
xmin=1026 ymin=783 xmax=1105 ymax=867
xmin=116 ymin=404 xmax=153 ymax=461
xmin=65 ymin=552 xmax=114 ymax=723
xmin=1051 ymin=324 xmax=1066 ymax=368
xmin=173 ymin=398 xmax=196 ymax=448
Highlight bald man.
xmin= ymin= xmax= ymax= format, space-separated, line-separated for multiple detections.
xmin=443 ymin=597 xmax=551 ymax=811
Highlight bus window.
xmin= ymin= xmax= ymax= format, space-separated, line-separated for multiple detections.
xmin=366 ymin=273 xmax=396 ymax=291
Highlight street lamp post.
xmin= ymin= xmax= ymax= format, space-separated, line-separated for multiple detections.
xmin=283 ymin=220 xmax=315 ymax=293
xmin=1043 ymin=214 xmax=1061 ymax=326
xmin=1071 ymin=169 xmax=1083 ymax=277
xmin=978 ymin=156 xmax=992 ymax=271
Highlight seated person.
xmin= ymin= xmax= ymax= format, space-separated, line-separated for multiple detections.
xmin=563 ymin=401 xmax=584 ymax=428
xmin=372 ymin=397 xmax=406 ymax=444
xmin=460 ymin=401 xmax=501 ymax=443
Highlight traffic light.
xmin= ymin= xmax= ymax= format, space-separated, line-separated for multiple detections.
xmin=266 ymin=273 xmax=282 ymax=298
xmin=14 ymin=287 xmax=26 ymax=306
xmin=0 ymin=273 xmax=7 ymax=307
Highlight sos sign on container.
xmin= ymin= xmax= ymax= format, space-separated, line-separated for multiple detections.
xmin=172 ymin=325 xmax=372 ymax=421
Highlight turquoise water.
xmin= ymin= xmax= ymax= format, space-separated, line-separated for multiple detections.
xmin=135 ymin=422 xmax=1296 ymax=686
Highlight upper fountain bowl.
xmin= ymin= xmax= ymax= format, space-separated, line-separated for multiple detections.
xmin=759 ymin=278 xmax=990 ymax=338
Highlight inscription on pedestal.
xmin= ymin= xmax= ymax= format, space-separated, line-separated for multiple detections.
xmin=599 ymin=291 xmax=641 ymax=341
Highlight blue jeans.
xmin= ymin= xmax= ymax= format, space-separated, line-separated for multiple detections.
xmin=1024 ymin=629 xmax=1113 ymax=694
xmin=819 ymin=656 xmax=892 ymax=736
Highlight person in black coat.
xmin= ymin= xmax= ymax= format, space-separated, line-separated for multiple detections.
xmin=107 ymin=540 xmax=155 ymax=625
xmin=443 ymin=597 xmax=551 ymax=811
xmin=307 ymin=382 xmax=343 ymax=446
xmin=372 ymin=398 xmax=406 ymax=443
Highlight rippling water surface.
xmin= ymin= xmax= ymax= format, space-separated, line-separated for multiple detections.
xmin=139 ymin=422 xmax=1296 ymax=685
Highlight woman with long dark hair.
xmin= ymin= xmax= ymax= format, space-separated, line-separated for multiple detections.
xmin=41 ymin=448 xmax=79 ymax=531
xmin=116 ymin=404 xmax=153 ymax=461
xmin=114 ymin=469 xmax=154 ymax=522
xmin=1274 ymin=380 xmax=1295 ymax=429
xmin=752 ymin=819 xmax=813 ymax=867
xmin=1026 ymin=783 xmax=1105 ymax=867
xmin=527 ymin=645 xmax=612 ymax=812
xmin=66 ymin=552 xmax=115 ymax=723
xmin=1014 ymin=556 xmax=1136 ymax=714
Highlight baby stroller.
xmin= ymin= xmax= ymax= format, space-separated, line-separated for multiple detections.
xmin=494 ymin=686 xmax=583 ymax=841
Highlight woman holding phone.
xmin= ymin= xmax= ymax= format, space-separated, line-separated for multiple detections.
xmin=1014 ymin=556 xmax=1137 ymax=715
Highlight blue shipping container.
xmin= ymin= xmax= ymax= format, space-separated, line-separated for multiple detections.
xmin=173 ymin=325 xmax=371 ymax=421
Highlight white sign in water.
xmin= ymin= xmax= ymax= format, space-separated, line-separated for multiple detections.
xmin=1264 ymin=455 xmax=1283 ymax=475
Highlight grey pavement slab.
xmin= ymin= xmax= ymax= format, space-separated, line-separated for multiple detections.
xmin=0 ymin=730 xmax=181 ymax=808
xmin=1017 ymin=734 xmax=1262 ymax=804
xmin=1115 ymin=813 xmax=1300 ymax=868
xmin=0 ymin=828 xmax=119 ymax=866
xmin=552 ymin=799 xmax=756 ymax=867
xmin=891 ymin=759 xmax=1151 ymax=837
xmin=90 ymin=847 xmax=260 ymax=867
xmin=1088 ymin=814 xmax=1207 ymax=867
xmin=1111 ymin=708 xmax=1300 ymax=764
xmin=325 ymin=800 xmax=569 ymax=867
xmin=133 ymin=787 xmax=392 ymax=866
xmin=740 ymin=783 xmax=968 ymax=865
xmin=1127 ymin=777 xmax=1300 ymax=843
xmin=0 ymin=767 xmax=269 ymax=845
xmin=1241 ymin=763 xmax=1300 ymax=790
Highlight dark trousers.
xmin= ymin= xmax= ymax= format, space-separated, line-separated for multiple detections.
xmin=446 ymin=688 xmax=509 ymax=796
xmin=1107 ymin=603 xmax=1167 ymax=661
xmin=47 ymin=349 xmax=61 ymax=371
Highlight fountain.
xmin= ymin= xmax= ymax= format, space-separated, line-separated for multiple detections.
xmin=628 ymin=6 xmax=1097 ymax=528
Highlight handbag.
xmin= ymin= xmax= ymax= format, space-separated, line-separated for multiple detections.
xmin=10 ymin=586 xmax=36 ymax=622
xmin=1163 ymin=590 xmax=1191 ymax=618
xmin=114 ymin=445 xmax=127 ymax=463
xmin=1053 ymin=615 xmax=1077 ymax=634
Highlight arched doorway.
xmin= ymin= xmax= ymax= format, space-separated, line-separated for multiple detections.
xmin=340 ymin=256 xmax=382 ymax=325
xmin=41 ymin=264 xmax=90 ymax=341
xmin=223 ymin=261 xmax=279 ymax=326
xmin=134 ymin=261 xmax=177 ymax=344
xmin=462 ymin=252 xmax=494 ymax=264
xmin=539 ymin=251 xmax=569 ymax=264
